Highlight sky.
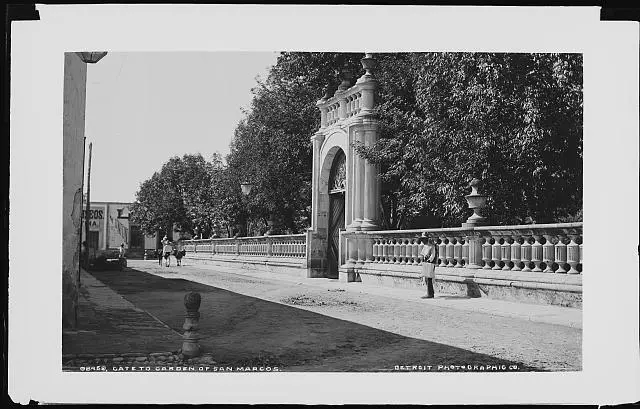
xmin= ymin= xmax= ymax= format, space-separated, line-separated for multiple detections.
xmin=84 ymin=52 xmax=280 ymax=203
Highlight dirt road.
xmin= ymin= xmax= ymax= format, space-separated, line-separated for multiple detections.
xmin=89 ymin=260 xmax=581 ymax=372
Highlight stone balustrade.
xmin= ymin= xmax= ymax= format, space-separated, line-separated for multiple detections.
xmin=318 ymin=81 xmax=373 ymax=128
xmin=342 ymin=223 xmax=583 ymax=275
xmin=182 ymin=234 xmax=307 ymax=259
xmin=326 ymin=102 xmax=340 ymax=126
xmin=345 ymin=91 xmax=363 ymax=118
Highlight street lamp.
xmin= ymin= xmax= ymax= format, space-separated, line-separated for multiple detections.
xmin=76 ymin=51 xmax=108 ymax=64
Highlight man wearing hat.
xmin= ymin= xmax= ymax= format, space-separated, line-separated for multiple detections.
xmin=418 ymin=233 xmax=438 ymax=299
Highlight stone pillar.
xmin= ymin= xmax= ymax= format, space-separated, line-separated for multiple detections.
xmin=181 ymin=292 xmax=202 ymax=358
xmin=360 ymin=120 xmax=379 ymax=230
xmin=310 ymin=132 xmax=325 ymax=231
xmin=462 ymin=178 xmax=489 ymax=270
xmin=351 ymin=128 xmax=364 ymax=230
xmin=340 ymin=235 xmax=359 ymax=283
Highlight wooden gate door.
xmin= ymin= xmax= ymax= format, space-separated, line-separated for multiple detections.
xmin=327 ymin=192 xmax=345 ymax=278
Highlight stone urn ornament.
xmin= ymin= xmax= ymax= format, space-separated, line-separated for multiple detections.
xmin=181 ymin=292 xmax=202 ymax=358
xmin=462 ymin=178 xmax=488 ymax=228
xmin=358 ymin=52 xmax=377 ymax=82
xmin=337 ymin=63 xmax=354 ymax=92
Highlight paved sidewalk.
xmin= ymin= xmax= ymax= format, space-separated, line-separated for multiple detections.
xmin=151 ymin=259 xmax=582 ymax=329
xmin=62 ymin=269 xmax=184 ymax=357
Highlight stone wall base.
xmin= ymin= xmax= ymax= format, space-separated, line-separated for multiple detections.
xmin=184 ymin=255 xmax=309 ymax=279
xmin=184 ymin=255 xmax=582 ymax=308
xmin=355 ymin=265 xmax=582 ymax=308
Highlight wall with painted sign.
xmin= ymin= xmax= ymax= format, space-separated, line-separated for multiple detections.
xmin=81 ymin=201 xmax=157 ymax=258
xmin=81 ymin=205 xmax=106 ymax=250
xmin=107 ymin=204 xmax=130 ymax=249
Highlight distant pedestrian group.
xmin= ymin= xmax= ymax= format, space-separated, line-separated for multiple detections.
xmin=157 ymin=235 xmax=185 ymax=267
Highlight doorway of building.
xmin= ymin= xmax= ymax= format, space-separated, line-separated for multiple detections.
xmin=326 ymin=149 xmax=346 ymax=279
xmin=87 ymin=230 xmax=99 ymax=259
xmin=327 ymin=192 xmax=345 ymax=278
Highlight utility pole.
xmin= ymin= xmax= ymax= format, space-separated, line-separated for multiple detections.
xmin=78 ymin=137 xmax=86 ymax=287
xmin=84 ymin=142 xmax=92 ymax=269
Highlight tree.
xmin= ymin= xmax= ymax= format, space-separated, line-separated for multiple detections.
xmin=226 ymin=52 xmax=364 ymax=234
xmin=357 ymin=52 xmax=583 ymax=228
xmin=132 ymin=154 xmax=216 ymax=238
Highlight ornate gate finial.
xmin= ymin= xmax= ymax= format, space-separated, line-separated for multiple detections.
xmin=359 ymin=52 xmax=377 ymax=81
xmin=337 ymin=63 xmax=354 ymax=93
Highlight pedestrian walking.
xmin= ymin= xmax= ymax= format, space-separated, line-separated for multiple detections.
xmin=419 ymin=234 xmax=438 ymax=299
xmin=157 ymin=247 xmax=163 ymax=266
xmin=174 ymin=242 xmax=185 ymax=266
xmin=163 ymin=241 xmax=173 ymax=267
xmin=118 ymin=243 xmax=127 ymax=269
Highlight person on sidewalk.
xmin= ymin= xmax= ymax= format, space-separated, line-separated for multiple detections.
xmin=118 ymin=243 xmax=127 ymax=269
xmin=163 ymin=241 xmax=173 ymax=267
xmin=419 ymin=234 xmax=438 ymax=299
xmin=156 ymin=247 xmax=163 ymax=266
xmin=174 ymin=242 xmax=185 ymax=266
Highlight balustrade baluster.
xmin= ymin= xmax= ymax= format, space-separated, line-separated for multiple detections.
xmin=400 ymin=238 xmax=409 ymax=265
xmin=410 ymin=238 xmax=419 ymax=265
xmin=438 ymin=238 xmax=447 ymax=267
xmin=454 ymin=237 xmax=463 ymax=267
xmin=554 ymin=235 xmax=568 ymax=273
xmin=510 ymin=235 xmax=522 ymax=271
xmin=382 ymin=239 xmax=389 ymax=263
xmin=579 ymin=241 xmax=583 ymax=274
xmin=446 ymin=237 xmax=455 ymax=267
xmin=372 ymin=239 xmax=379 ymax=263
xmin=492 ymin=237 xmax=502 ymax=270
xmin=542 ymin=235 xmax=555 ymax=273
xmin=461 ymin=237 xmax=469 ymax=267
xmin=482 ymin=237 xmax=492 ymax=269
xmin=393 ymin=239 xmax=401 ymax=264
xmin=520 ymin=236 xmax=532 ymax=272
xmin=531 ymin=235 xmax=543 ymax=272
xmin=501 ymin=236 xmax=512 ymax=271
xmin=566 ymin=235 xmax=580 ymax=274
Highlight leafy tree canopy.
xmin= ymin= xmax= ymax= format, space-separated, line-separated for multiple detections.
xmin=131 ymin=153 xmax=240 ymax=239
xmin=134 ymin=52 xmax=582 ymax=236
xmin=359 ymin=52 xmax=583 ymax=227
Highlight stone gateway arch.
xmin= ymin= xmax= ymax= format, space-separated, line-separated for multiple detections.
xmin=307 ymin=53 xmax=381 ymax=281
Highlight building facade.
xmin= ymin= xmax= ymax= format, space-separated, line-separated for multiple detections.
xmin=81 ymin=201 xmax=157 ymax=259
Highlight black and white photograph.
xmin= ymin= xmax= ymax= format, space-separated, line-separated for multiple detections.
xmin=8 ymin=4 xmax=640 ymax=405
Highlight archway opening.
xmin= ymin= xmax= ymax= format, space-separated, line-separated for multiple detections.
xmin=327 ymin=149 xmax=346 ymax=278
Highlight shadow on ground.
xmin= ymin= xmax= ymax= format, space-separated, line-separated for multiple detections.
xmin=85 ymin=268 xmax=539 ymax=372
